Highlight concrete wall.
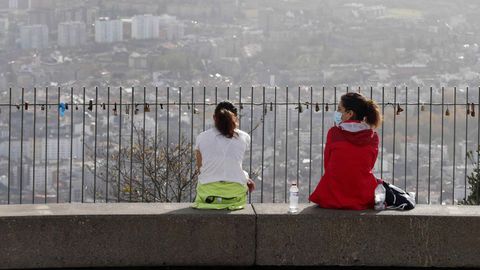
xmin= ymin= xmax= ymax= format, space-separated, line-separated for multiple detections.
xmin=0 ymin=203 xmax=480 ymax=268
xmin=255 ymin=204 xmax=480 ymax=268
xmin=0 ymin=203 xmax=256 ymax=269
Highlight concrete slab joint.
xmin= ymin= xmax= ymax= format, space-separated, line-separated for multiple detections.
xmin=0 ymin=203 xmax=479 ymax=268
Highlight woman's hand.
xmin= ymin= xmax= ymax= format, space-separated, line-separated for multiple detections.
xmin=247 ymin=179 xmax=255 ymax=193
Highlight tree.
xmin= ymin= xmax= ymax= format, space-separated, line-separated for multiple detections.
xmin=86 ymin=116 xmax=264 ymax=203
xmin=86 ymin=126 xmax=198 ymax=203
xmin=460 ymin=148 xmax=480 ymax=205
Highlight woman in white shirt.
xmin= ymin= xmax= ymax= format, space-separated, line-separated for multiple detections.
xmin=193 ymin=101 xmax=255 ymax=210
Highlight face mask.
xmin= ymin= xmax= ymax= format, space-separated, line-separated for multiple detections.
xmin=334 ymin=111 xmax=343 ymax=125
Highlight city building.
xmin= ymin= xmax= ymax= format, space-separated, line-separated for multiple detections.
xmin=158 ymin=14 xmax=184 ymax=41
xmin=94 ymin=17 xmax=123 ymax=43
xmin=7 ymin=0 xmax=29 ymax=9
xmin=19 ymin=24 xmax=49 ymax=50
xmin=28 ymin=9 xmax=56 ymax=31
xmin=128 ymin=52 xmax=148 ymax=69
xmin=121 ymin=18 xmax=132 ymax=40
xmin=30 ymin=0 xmax=63 ymax=9
xmin=0 ymin=0 xmax=9 ymax=10
xmin=0 ymin=17 xmax=9 ymax=44
xmin=0 ymin=18 xmax=9 ymax=32
xmin=58 ymin=21 xmax=87 ymax=47
xmin=131 ymin=14 xmax=160 ymax=40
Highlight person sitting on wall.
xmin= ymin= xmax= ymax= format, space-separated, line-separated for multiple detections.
xmin=309 ymin=92 xmax=415 ymax=210
xmin=193 ymin=101 xmax=255 ymax=210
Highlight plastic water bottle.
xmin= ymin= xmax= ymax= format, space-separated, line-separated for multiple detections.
xmin=374 ymin=183 xmax=386 ymax=210
xmin=289 ymin=183 xmax=299 ymax=213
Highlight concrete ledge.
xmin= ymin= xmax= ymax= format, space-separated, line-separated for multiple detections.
xmin=254 ymin=204 xmax=480 ymax=268
xmin=1 ymin=203 xmax=480 ymax=269
xmin=0 ymin=203 xmax=256 ymax=269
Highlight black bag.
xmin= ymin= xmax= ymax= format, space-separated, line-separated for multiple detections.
xmin=382 ymin=181 xmax=416 ymax=210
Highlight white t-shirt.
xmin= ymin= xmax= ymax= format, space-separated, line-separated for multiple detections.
xmin=195 ymin=128 xmax=250 ymax=184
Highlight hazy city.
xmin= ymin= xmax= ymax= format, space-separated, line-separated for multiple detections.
xmin=0 ymin=0 xmax=480 ymax=205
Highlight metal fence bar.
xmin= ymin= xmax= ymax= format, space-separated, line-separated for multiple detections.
xmin=392 ymin=86 xmax=397 ymax=185
xmin=81 ymin=87 xmax=85 ymax=203
xmin=440 ymin=87 xmax=445 ymax=204
xmin=453 ymin=87 xmax=457 ymax=203
xmin=284 ymin=86 xmax=289 ymax=202
xmin=416 ymin=86 xmax=420 ymax=203
xmin=202 ymin=86 xmax=206 ymax=131
xmin=477 ymin=87 xmax=480 ymax=203
xmin=464 ymin=87 xmax=469 ymax=200
xmin=404 ymin=86 xmax=408 ymax=191
xmin=261 ymin=87 xmax=265 ymax=202
xmin=7 ymin=87 xmax=11 ymax=204
xmin=428 ymin=86 xmax=433 ymax=204
xmin=296 ymin=86 xmax=300 ymax=187
xmin=249 ymin=86 xmax=254 ymax=203
xmin=334 ymin=86 xmax=337 ymax=111
xmin=320 ymin=86 xmax=325 ymax=178
xmin=20 ymin=87 xmax=24 ymax=204
xmin=273 ymin=86 xmax=277 ymax=202
xmin=69 ymin=87 xmax=74 ymax=203
xmin=118 ymin=87 xmax=123 ymax=202
xmin=154 ymin=86 xmax=158 ymax=202
xmin=166 ymin=87 xmax=169 ymax=201
xmin=129 ymin=87 xmax=134 ymax=202
xmin=45 ymin=87 xmax=49 ymax=204
xmin=380 ymin=86 xmax=384 ymax=179
xmin=33 ymin=87 xmax=37 ymax=203
xmin=142 ymin=86 xmax=146 ymax=202
xmin=106 ymin=86 xmax=111 ymax=202
xmin=56 ymin=87 xmax=60 ymax=203
xmin=94 ymin=87 xmax=98 ymax=203
xmin=308 ymin=86 xmax=313 ymax=196
xmin=238 ymin=86 xmax=242 ymax=128
xmin=190 ymin=86 xmax=194 ymax=201
xmin=178 ymin=87 xmax=182 ymax=202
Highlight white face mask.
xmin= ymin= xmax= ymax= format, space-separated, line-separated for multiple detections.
xmin=334 ymin=111 xmax=343 ymax=125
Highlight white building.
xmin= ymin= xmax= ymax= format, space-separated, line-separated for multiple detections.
xmin=158 ymin=14 xmax=184 ymax=41
xmin=0 ymin=136 xmax=81 ymax=189
xmin=0 ymin=17 xmax=8 ymax=34
xmin=58 ymin=21 xmax=86 ymax=47
xmin=131 ymin=14 xmax=160 ymax=40
xmin=28 ymin=137 xmax=83 ymax=162
xmin=0 ymin=17 xmax=9 ymax=46
xmin=94 ymin=17 xmax=123 ymax=43
xmin=20 ymin=24 xmax=49 ymax=50
xmin=128 ymin=52 xmax=148 ymax=69
xmin=8 ymin=0 xmax=29 ymax=9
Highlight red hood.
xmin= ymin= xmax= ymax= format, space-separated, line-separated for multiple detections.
xmin=335 ymin=121 xmax=377 ymax=146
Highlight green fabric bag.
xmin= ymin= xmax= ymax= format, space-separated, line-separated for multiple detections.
xmin=192 ymin=181 xmax=247 ymax=210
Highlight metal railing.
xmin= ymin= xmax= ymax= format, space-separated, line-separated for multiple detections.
xmin=0 ymin=86 xmax=479 ymax=205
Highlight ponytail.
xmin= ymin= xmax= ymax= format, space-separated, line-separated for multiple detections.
xmin=214 ymin=101 xmax=238 ymax=138
xmin=341 ymin=92 xmax=383 ymax=128
xmin=365 ymin=99 xmax=382 ymax=128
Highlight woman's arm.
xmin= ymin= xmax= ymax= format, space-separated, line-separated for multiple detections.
xmin=243 ymin=170 xmax=255 ymax=193
xmin=195 ymin=150 xmax=202 ymax=171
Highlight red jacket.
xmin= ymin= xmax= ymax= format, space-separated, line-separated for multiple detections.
xmin=309 ymin=120 xmax=379 ymax=210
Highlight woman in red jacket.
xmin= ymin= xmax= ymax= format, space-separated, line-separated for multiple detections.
xmin=309 ymin=92 xmax=382 ymax=210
